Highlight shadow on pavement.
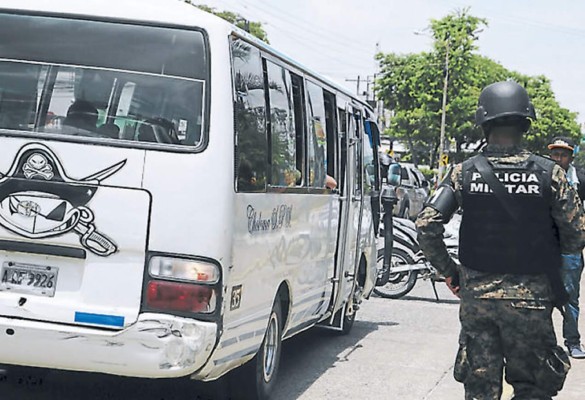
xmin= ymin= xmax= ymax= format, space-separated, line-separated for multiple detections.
xmin=271 ymin=318 xmax=393 ymax=400
xmin=400 ymin=295 xmax=460 ymax=305
xmin=0 ymin=318 xmax=391 ymax=400
xmin=0 ymin=364 xmax=232 ymax=400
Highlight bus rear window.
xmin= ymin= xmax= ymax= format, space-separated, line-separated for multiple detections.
xmin=0 ymin=13 xmax=207 ymax=147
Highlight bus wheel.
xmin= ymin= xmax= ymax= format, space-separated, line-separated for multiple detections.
xmin=341 ymin=300 xmax=356 ymax=335
xmin=234 ymin=300 xmax=282 ymax=400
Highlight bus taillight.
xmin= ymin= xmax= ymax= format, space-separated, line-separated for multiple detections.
xmin=146 ymin=280 xmax=216 ymax=314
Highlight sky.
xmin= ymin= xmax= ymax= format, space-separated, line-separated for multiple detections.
xmin=202 ymin=0 xmax=585 ymax=126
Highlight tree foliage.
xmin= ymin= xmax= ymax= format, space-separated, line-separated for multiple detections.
xmin=376 ymin=9 xmax=581 ymax=167
xmin=188 ymin=3 xmax=269 ymax=43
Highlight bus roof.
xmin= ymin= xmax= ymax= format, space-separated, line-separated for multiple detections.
xmin=0 ymin=0 xmax=373 ymax=113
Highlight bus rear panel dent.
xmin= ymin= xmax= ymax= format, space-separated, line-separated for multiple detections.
xmin=0 ymin=313 xmax=217 ymax=378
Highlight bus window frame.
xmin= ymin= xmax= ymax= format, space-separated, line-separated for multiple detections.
xmin=304 ymin=77 xmax=330 ymax=190
xmin=233 ymin=37 xmax=375 ymax=195
xmin=0 ymin=11 xmax=212 ymax=154
xmin=323 ymin=89 xmax=338 ymax=190
xmin=263 ymin=58 xmax=304 ymax=189
xmin=336 ymin=105 xmax=348 ymax=196
xmin=351 ymin=106 xmax=364 ymax=200
xmin=231 ymin=36 xmax=268 ymax=193
xmin=364 ymin=118 xmax=382 ymax=193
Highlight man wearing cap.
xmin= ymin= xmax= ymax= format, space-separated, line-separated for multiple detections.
xmin=549 ymin=136 xmax=585 ymax=359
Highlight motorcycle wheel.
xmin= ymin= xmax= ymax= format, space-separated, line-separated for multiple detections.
xmin=373 ymin=248 xmax=418 ymax=299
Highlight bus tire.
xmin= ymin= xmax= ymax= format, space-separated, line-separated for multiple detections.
xmin=234 ymin=300 xmax=283 ymax=400
xmin=340 ymin=301 xmax=356 ymax=335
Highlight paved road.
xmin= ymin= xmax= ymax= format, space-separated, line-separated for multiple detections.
xmin=1 ymin=279 xmax=584 ymax=399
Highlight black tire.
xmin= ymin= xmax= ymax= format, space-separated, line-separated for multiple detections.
xmin=330 ymin=299 xmax=357 ymax=336
xmin=341 ymin=301 xmax=356 ymax=335
xmin=373 ymin=248 xmax=418 ymax=299
xmin=232 ymin=300 xmax=283 ymax=400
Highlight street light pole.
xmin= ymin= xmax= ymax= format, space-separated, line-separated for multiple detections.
xmin=414 ymin=28 xmax=483 ymax=181
xmin=438 ymin=39 xmax=450 ymax=181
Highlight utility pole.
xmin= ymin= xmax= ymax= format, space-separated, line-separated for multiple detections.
xmin=438 ymin=39 xmax=450 ymax=181
xmin=345 ymin=76 xmax=361 ymax=97
xmin=346 ymin=75 xmax=376 ymax=100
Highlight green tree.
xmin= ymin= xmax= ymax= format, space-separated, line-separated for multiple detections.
xmin=375 ymin=51 xmax=439 ymax=165
xmin=376 ymin=9 xmax=581 ymax=166
xmin=187 ymin=3 xmax=269 ymax=43
xmin=514 ymin=74 xmax=581 ymax=154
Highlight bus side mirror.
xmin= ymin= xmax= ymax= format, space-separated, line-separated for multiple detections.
xmin=387 ymin=164 xmax=401 ymax=186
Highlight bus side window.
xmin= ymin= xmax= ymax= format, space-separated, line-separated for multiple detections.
xmin=362 ymin=119 xmax=377 ymax=194
xmin=306 ymin=81 xmax=328 ymax=188
xmin=291 ymin=73 xmax=306 ymax=186
xmin=323 ymin=90 xmax=337 ymax=191
xmin=338 ymin=107 xmax=347 ymax=194
xmin=231 ymin=38 xmax=267 ymax=193
xmin=353 ymin=110 xmax=363 ymax=197
xmin=266 ymin=61 xmax=301 ymax=187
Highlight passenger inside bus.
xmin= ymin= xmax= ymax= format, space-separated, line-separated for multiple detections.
xmin=283 ymin=169 xmax=302 ymax=186
xmin=237 ymin=158 xmax=259 ymax=191
xmin=136 ymin=118 xmax=181 ymax=144
xmin=96 ymin=123 xmax=120 ymax=139
xmin=63 ymin=100 xmax=98 ymax=133
xmin=325 ymin=175 xmax=337 ymax=190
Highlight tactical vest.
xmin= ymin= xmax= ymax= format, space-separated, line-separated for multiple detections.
xmin=459 ymin=154 xmax=561 ymax=275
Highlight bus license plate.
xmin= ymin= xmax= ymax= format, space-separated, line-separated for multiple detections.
xmin=0 ymin=262 xmax=59 ymax=297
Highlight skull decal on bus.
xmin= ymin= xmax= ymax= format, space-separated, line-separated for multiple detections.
xmin=0 ymin=143 xmax=126 ymax=256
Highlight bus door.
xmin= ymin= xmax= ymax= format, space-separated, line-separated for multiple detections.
xmin=329 ymin=104 xmax=363 ymax=321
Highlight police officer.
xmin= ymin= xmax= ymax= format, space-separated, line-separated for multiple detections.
xmin=548 ymin=136 xmax=585 ymax=359
xmin=416 ymin=80 xmax=585 ymax=399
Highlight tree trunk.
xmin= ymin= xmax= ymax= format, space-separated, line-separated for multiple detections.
xmin=429 ymin=141 xmax=439 ymax=169
xmin=406 ymin=132 xmax=418 ymax=167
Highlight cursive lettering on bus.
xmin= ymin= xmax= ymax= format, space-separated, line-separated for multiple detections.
xmin=247 ymin=204 xmax=293 ymax=234
xmin=271 ymin=204 xmax=293 ymax=230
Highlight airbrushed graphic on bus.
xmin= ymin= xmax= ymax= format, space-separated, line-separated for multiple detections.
xmin=0 ymin=143 xmax=125 ymax=256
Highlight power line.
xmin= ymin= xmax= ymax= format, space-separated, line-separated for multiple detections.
xmin=236 ymin=0 xmax=369 ymax=45
xmin=262 ymin=23 xmax=375 ymax=70
xmin=201 ymin=0 xmax=378 ymax=67
xmin=232 ymin=0 xmax=379 ymax=55
xmin=445 ymin=0 xmax=585 ymax=38
xmin=200 ymin=1 xmax=375 ymax=87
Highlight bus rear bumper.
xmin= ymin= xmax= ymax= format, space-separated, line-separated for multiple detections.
xmin=0 ymin=313 xmax=218 ymax=378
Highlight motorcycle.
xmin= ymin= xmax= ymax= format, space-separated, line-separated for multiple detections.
xmin=374 ymin=213 xmax=460 ymax=300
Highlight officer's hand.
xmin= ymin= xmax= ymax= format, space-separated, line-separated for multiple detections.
xmin=445 ymin=276 xmax=460 ymax=298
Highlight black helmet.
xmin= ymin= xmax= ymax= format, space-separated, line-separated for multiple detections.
xmin=475 ymin=81 xmax=536 ymax=127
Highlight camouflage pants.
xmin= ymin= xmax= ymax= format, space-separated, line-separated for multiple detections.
xmin=454 ymin=297 xmax=570 ymax=400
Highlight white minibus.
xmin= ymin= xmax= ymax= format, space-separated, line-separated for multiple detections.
xmin=0 ymin=1 xmax=389 ymax=398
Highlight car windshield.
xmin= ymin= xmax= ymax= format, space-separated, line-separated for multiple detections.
xmin=0 ymin=13 xmax=207 ymax=147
